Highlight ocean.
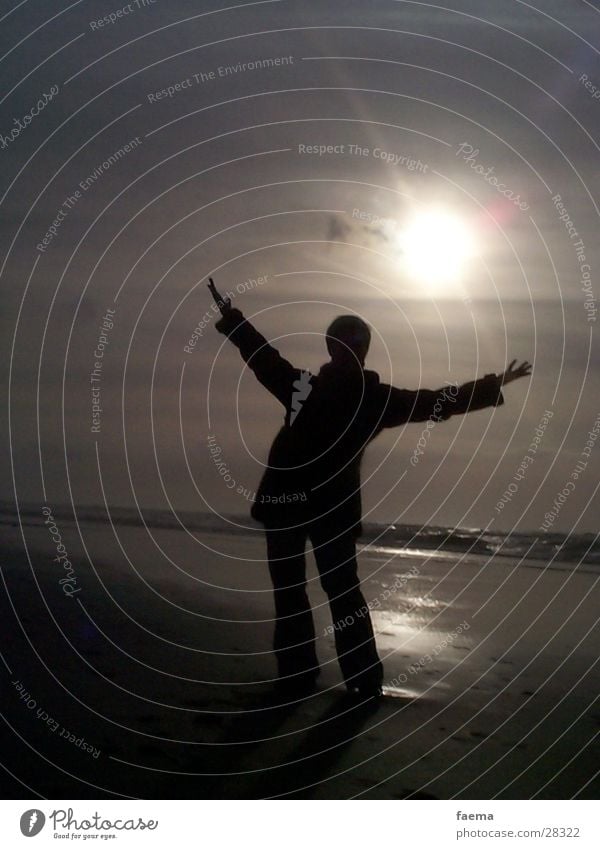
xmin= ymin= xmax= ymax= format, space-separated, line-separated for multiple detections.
xmin=3 ymin=502 xmax=598 ymax=573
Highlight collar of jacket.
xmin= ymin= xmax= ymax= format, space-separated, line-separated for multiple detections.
xmin=317 ymin=361 xmax=380 ymax=387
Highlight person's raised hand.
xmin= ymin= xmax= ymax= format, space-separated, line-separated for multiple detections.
xmin=207 ymin=277 xmax=232 ymax=316
xmin=499 ymin=359 xmax=532 ymax=386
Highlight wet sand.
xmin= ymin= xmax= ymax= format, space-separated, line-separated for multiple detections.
xmin=1 ymin=521 xmax=598 ymax=799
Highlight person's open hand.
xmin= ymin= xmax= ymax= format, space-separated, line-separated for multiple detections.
xmin=207 ymin=277 xmax=232 ymax=316
xmin=499 ymin=359 xmax=532 ymax=386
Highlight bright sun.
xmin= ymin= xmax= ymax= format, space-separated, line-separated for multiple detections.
xmin=398 ymin=208 xmax=475 ymax=283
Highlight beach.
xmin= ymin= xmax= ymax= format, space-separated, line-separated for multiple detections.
xmin=2 ymin=517 xmax=598 ymax=799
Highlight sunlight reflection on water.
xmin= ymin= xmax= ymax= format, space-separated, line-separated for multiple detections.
xmin=380 ymin=685 xmax=421 ymax=700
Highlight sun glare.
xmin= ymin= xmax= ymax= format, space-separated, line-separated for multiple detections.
xmin=399 ymin=208 xmax=476 ymax=283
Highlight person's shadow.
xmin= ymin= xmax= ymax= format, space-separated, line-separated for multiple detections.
xmin=231 ymin=693 xmax=382 ymax=799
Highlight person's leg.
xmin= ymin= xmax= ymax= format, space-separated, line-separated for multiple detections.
xmin=265 ymin=526 xmax=320 ymax=686
xmin=310 ymin=523 xmax=383 ymax=692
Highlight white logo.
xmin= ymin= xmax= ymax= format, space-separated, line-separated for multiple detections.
xmin=290 ymin=370 xmax=312 ymax=424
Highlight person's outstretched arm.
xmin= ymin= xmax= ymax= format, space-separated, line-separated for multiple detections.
xmin=379 ymin=359 xmax=532 ymax=428
xmin=209 ymin=279 xmax=297 ymax=408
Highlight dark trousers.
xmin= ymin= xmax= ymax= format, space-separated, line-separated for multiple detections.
xmin=265 ymin=522 xmax=383 ymax=689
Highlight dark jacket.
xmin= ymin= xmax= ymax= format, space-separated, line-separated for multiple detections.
xmin=216 ymin=308 xmax=504 ymax=536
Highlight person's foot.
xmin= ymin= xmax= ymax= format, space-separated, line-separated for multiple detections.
xmin=345 ymin=676 xmax=383 ymax=700
xmin=347 ymin=684 xmax=383 ymax=700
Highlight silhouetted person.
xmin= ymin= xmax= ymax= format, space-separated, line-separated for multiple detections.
xmin=210 ymin=280 xmax=531 ymax=698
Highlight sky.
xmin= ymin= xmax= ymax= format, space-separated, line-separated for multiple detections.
xmin=2 ymin=0 xmax=599 ymax=534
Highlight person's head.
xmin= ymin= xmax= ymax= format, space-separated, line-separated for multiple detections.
xmin=326 ymin=315 xmax=371 ymax=366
